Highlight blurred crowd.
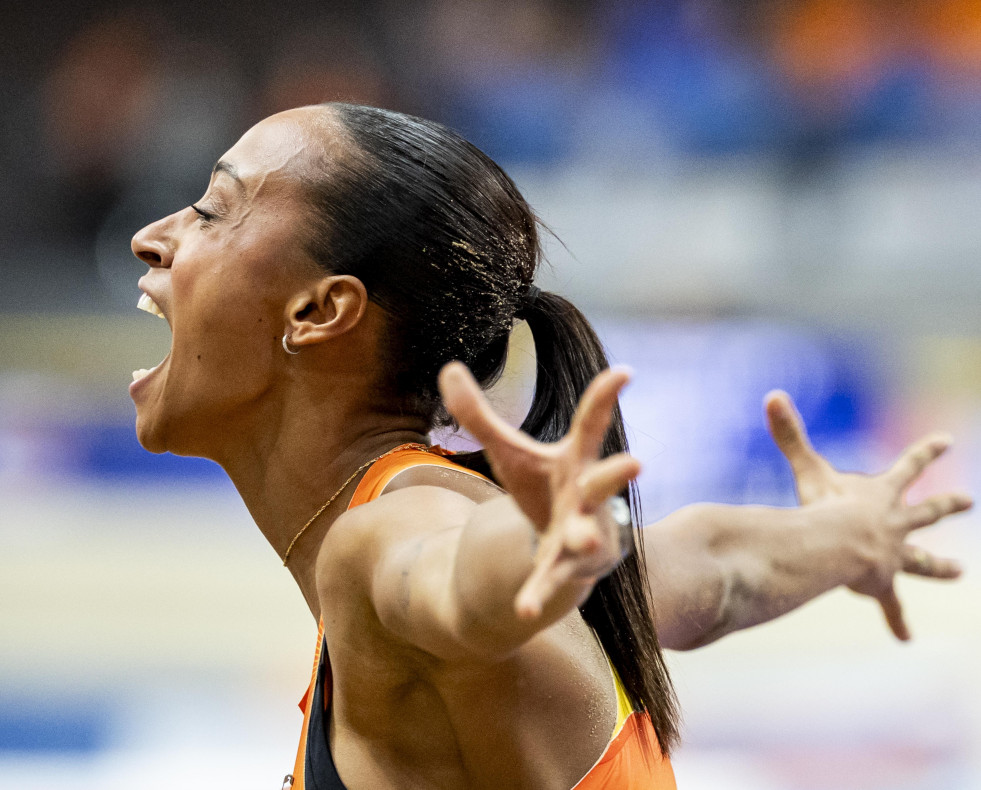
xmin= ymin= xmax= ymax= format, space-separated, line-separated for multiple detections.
xmin=3 ymin=0 xmax=981 ymax=306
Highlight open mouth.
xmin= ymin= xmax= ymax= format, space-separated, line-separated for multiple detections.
xmin=132 ymin=292 xmax=171 ymax=383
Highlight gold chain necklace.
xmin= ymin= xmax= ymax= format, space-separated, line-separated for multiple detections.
xmin=281 ymin=443 xmax=429 ymax=566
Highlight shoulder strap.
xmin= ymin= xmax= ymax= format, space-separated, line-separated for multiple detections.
xmin=347 ymin=445 xmax=488 ymax=509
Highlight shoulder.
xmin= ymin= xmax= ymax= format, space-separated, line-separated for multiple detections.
xmin=313 ymin=476 xmax=504 ymax=659
xmin=343 ymin=483 xmax=481 ymax=539
xmin=315 ymin=467 xmax=502 ymax=591
xmin=340 ymin=460 xmax=502 ymax=545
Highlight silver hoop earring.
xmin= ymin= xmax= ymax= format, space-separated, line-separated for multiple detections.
xmin=282 ymin=332 xmax=300 ymax=355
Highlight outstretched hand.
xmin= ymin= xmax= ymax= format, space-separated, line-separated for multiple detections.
xmin=438 ymin=361 xmax=640 ymax=620
xmin=765 ymin=391 xmax=972 ymax=640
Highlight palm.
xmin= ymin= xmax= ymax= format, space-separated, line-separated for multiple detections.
xmin=439 ymin=362 xmax=640 ymax=618
xmin=765 ymin=391 xmax=971 ymax=640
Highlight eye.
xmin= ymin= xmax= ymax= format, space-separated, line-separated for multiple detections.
xmin=191 ymin=204 xmax=216 ymax=222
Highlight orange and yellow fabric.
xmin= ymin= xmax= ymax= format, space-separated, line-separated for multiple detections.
xmin=287 ymin=445 xmax=676 ymax=790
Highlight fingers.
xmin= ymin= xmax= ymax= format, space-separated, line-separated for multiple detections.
xmin=885 ymin=432 xmax=953 ymax=490
xmin=440 ymin=361 xmax=630 ymax=466
xmin=902 ymin=544 xmax=963 ymax=579
xmin=514 ymin=523 xmax=620 ymax=620
xmin=514 ymin=539 xmax=573 ymax=620
xmin=904 ymin=492 xmax=973 ymax=531
xmin=515 ymin=486 xmax=636 ymax=621
xmin=576 ymin=454 xmax=642 ymax=512
xmin=438 ymin=362 xmax=540 ymax=455
xmin=569 ymin=366 xmax=632 ymax=460
xmin=876 ymin=584 xmax=911 ymax=642
xmin=764 ymin=390 xmax=822 ymax=479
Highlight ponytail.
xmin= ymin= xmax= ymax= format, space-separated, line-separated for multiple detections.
xmin=457 ymin=290 xmax=680 ymax=754
xmin=310 ymin=103 xmax=678 ymax=751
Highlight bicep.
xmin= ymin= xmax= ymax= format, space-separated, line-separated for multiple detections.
xmin=343 ymin=486 xmax=547 ymax=662
xmin=643 ymin=505 xmax=731 ymax=650
xmin=367 ymin=488 xmax=481 ymax=661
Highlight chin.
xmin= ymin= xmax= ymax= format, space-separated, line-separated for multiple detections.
xmin=134 ymin=404 xmax=231 ymax=463
xmin=134 ymin=411 xmax=171 ymax=455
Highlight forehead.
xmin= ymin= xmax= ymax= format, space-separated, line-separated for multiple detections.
xmin=218 ymin=107 xmax=348 ymax=193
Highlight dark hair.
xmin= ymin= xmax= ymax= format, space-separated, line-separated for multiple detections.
xmin=303 ymin=103 xmax=535 ymax=418
xmin=303 ymin=102 xmax=679 ymax=753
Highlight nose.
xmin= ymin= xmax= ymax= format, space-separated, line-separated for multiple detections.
xmin=131 ymin=213 xmax=177 ymax=268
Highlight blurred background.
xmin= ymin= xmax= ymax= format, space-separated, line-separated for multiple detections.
xmin=1 ymin=0 xmax=980 ymax=787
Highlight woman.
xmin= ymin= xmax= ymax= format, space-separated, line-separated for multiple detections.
xmin=129 ymin=103 xmax=970 ymax=789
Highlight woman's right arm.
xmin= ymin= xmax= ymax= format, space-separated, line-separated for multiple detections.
xmin=355 ymin=369 xmax=970 ymax=660
xmin=644 ymin=392 xmax=971 ymax=650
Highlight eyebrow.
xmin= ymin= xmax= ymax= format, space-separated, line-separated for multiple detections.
xmin=212 ymin=160 xmax=245 ymax=192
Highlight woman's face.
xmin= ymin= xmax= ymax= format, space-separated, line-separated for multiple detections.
xmin=129 ymin=108 xmax=333 ymax=458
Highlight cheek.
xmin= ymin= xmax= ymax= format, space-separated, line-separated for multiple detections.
xmin=171 ymin=271 xmax=279 ymax=401
xmin=197 ymin=315 xmax=278 ymax=402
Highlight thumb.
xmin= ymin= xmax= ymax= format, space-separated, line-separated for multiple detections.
xmin=764 ymin=390 xmax=822 ymax=479
xmin=438 ymin=362 xmax=539 ymax=456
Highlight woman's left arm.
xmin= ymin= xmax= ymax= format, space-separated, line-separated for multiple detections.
xmin=366 ymin=363 xmax=642 ymax=662
xmin=647 ymin=392 xmax=972 ymax=650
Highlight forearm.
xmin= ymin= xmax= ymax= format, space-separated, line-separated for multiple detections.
xmin=449 ymin=496 xmax=596 ymax=657
xmin=375 ymin=491 xmax=597 ymax=662
xmin=646 ymin=502 xmax=873 ymax=650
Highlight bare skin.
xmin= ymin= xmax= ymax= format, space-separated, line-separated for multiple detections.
xmin=130 ymin=107 xmax=635 ymax=789
xmin=129 ymin=105 xmax=972 ymax=789
xmin=448 ymin=370 xmax=972 ymax=651
xmin=647 ymin=394 xmax=971 ymax=649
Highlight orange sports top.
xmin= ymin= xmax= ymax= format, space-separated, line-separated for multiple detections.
xmin=286 ymin=445 xmax=676 ymax=790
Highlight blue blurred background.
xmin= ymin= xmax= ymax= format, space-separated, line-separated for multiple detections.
xmin=1 ymin=1 xmax=980 ymax=788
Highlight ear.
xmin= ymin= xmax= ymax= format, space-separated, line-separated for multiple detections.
xmin=284 ymin=275 xmax=368 ymax=348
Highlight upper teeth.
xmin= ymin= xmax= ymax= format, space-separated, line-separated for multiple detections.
xmin=138 ymin=292 xmax=166 ymax=318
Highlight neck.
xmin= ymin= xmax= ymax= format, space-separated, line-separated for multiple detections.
xmin=217 ymin=394 xmax=428 ymax=621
